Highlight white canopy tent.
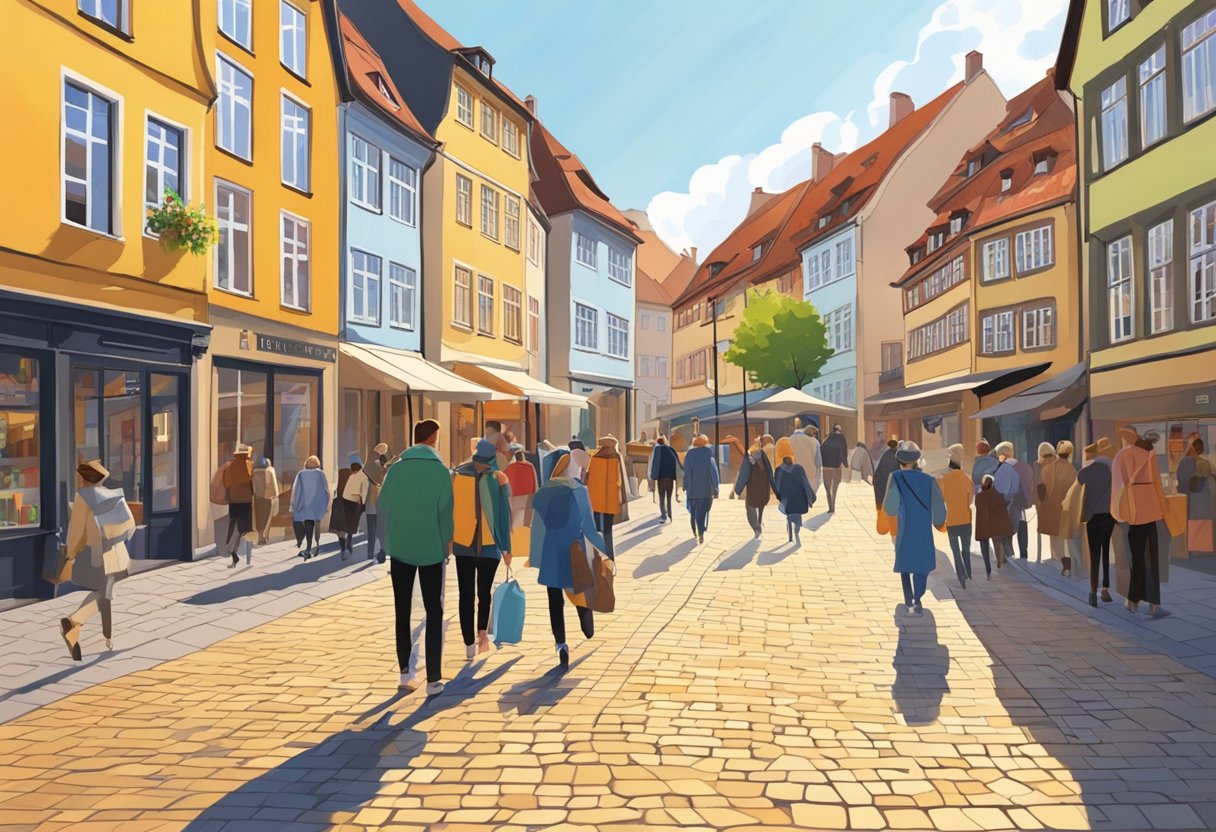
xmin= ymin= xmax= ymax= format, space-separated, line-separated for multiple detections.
xmin=694 ymin=387 xmax=855 ymax=423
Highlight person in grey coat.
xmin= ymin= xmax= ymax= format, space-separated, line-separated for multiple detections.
xmin=683 ymin=435 xmax=720 ymax=544
xmin=290 ymin=455 xmax=330 ymax=560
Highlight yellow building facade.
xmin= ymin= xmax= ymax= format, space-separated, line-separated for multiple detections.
xmin=0 ymin=0 xmax=213 ymax=598
xmin=195 ymin=0 xmax=342 ymax=553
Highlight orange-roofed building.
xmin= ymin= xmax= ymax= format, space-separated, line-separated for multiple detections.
xmin=790 ymin=53 xmax=1007 ymax=453
xmin=881 ymin=72 xmax=1080 ymax=470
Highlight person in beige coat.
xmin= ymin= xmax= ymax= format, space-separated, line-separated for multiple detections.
xmin=251 ymin=456 xmax=280 ymax=546
xmin=1039 ymin=441 xmax=1081 ymax=576
xmin=1112 ymin=427 xmax=1168 ymax=617
xmin=59 ymin=460 xmax=134 ymax=660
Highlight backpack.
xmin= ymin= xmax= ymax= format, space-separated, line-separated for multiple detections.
xmin=92 ymin=491 xmax=136 ymax=551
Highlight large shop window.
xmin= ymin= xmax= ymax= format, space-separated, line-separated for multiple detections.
xmin=0 ymin=353 xmax=41 ymax=530
xmin=74 ymin=368 xmax=144 ymax=508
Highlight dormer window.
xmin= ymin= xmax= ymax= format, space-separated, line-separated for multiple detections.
xmin=910 ymin=247 xmax=925 ymax=265
xmin=1007 ymin=106 xmax=1034 ymax=131
xmin=371 ymin=73 xmax=398 ymax=107
xmin=1033 ymin=149 xmax=1057 ymax=175
xmin=752 ymin=244 xmax=763 ymax=261
xmin=1000 ymin=168 xmax=1014 ymax=192
xmin=817 ymin=215 xmax=830 ymax=229
xmin=966 ymin=158 xmax=981 ymax=178
xmin=927 ymin=231 xmax=945 ymax=253
xmin=709 ymin=261 xmax=726 ymax=278
xmin=949 ymin=215 xmax=964 ymax=235
xmin=460 ymin=48 xmax=495 ymax=78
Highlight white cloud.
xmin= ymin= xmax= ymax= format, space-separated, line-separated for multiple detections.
xmin=646 ymin=0 xmax=1069 ymax=261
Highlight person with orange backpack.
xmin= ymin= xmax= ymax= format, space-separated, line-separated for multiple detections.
xmin=452 ymin=439 xmax=513 ymax=658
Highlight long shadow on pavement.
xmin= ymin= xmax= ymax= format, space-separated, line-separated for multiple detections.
xmin=804 ymin=512 xmax=834 ymax=532
xmin=499 ymin=653 xmax=591 ymax=716
xmin=181 ymin=658 xmax=519 ymax=831
xmin=633 ymin=540 xmax=698 ymax=580
xmin=182 ymin=553 xmax=367 ymax=606
xmin=756 ymin=542 xmax=800 ymax=567
xmin=890 ymin=606 xmax=950 ymax=726
xmin=715 ymin=539 xmax=762 ymax=572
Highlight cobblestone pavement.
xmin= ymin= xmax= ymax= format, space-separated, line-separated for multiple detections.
xmin=2 ymin=482 xmax=1216 ymax=831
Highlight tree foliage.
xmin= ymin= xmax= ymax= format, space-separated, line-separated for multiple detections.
xmin=722 ymin=291 xmax=834 ymax=390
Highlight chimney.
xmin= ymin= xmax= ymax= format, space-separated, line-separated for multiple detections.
xmin=811 ymin=142 xmax=836 ymax=183
xmin=689 ymin=246 xmax=698 ymax=263
xmin=747 ymin=186 xmax=779 ymax=217
xmin=889 ymin=92 xmax=914 ymax=128
xmin=965 ymin=50 xmax=984 ymax=83
xmin=524 ymin=95 xmax=537 ymax=115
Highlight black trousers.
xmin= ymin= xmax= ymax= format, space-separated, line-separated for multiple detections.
xmin=1127 ymin=521 xmax=1161 ymax=605
xmin=1017 ymin=519 xmax=1029 ymax=558
xmin=547 ymin=586 xmax=594 ymax=645
xmin=390 ymin=558 xmax=444 ymax=682
xmin=293 ymin=519 xmax=317 ymax=549
xmin=657 ymin=479 xmax=674 ymax=518
xmin=1086 ymin=513 xmax=1115 ymax=591
xmin=594 ymin=512 xmax=616 ymax=556
xmin=455 ymin=556 xmax=499 ymax=644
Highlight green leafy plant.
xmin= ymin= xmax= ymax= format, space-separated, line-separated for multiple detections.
xmin=145 ymin=189 xmax=216 ymax=255
xmin=722 ymin=290 xmax=834 ymax=390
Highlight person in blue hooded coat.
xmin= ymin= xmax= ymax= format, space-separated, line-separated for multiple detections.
xmin=774 ymin=455 xmax=815 ymax=547
xmin=530 ymin=451 xmax=610 ymax=670
xmin=883 ymin=442 xmax=947 ymax=614
xmin=683 ymin=434 xmax=719 ymax=544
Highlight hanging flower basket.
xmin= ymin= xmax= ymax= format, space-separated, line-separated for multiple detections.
xmin=146 ymin=189 xmax=217 ymax=256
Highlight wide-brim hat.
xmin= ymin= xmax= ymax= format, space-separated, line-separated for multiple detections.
xmin=373 ymin=442 xmax=389 ymax=455
xmin=1118 ymin=426 xmax=1139 ymax=446
xmin=77 ymin=459 xmax=109 ymax=479
xmin=473 ymin=438 xmax=497 ymax=464
xmin=1083 ymin=436 xmax=1113 ymax=459
xmin=597 ymin=435 xmax=618 ymax=448
xmin=895 ymin=442 xmax=922 ymax=464
xmin=234 ymin=443 xmax=252 ymax=456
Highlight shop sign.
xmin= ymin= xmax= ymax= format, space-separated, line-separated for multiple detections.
xmin=256 ymin=334 xmax=336 ymax=363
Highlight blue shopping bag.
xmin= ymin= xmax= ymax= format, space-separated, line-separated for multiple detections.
xmin=490 ymin=569 xmax=527 ymax=645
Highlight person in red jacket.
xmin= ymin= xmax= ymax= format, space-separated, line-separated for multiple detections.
xmin=505 ymin=450 xmax=539 ymax=528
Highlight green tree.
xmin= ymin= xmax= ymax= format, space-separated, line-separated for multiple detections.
xmin=722 ymin=291 xmax=833 ymax=390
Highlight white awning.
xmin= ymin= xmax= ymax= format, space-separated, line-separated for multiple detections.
xmin=339 ymin=342 xmax=495 ymax=403
xmin=453 ymin=363 xmax=588 ymax=408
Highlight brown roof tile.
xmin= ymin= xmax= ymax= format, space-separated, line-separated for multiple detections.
xmin=336 ymin=13 xmax=432 ymax=144
xmin=531 ymin=122 xmax=642 ymax=243
xmin=636 ymin=267 xmax=674 ymax=305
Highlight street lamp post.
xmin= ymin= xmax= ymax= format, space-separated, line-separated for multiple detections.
xmin=710 ymin=296 xmax=721 ymax=452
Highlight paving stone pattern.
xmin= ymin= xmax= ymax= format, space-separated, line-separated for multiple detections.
xmin=1 ymin=483 xmax=1215 ymax=831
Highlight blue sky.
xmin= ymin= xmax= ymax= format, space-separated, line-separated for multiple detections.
xmin=422 ymin=0 xmax=1070 ymax=257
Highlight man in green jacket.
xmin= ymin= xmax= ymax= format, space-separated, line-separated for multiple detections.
xmin=379 ymin=419 xmax=453 ymax=695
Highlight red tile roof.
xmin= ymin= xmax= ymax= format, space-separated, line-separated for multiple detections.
xmin=662 ymin=256 xmax=699 ymax=301
xmin=637 ymin=267 xmax=674 ymax=305
xmin=336 ymin=13 xmax=432 ymax=144
xmin=893 ymin=74 xmax=1077 ymax=287
xmin=531 ymin=122 xmax=642 ymax=244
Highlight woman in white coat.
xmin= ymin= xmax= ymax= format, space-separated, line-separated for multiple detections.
xmin=59 ymin=460 xmax=135 ymax=660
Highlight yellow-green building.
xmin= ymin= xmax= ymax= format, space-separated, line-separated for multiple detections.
xmin=1056 ymin=0 xmax=1216 ymax=476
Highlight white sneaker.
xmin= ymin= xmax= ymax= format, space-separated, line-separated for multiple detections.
xmin=466 ymin=643 xmax=476 ymax=660
xmin=426 ymin=681 xmax=445 ymax=696
xmin=399 ymin=672 xmax=418 ymax=691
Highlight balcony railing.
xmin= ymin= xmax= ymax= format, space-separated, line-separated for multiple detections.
xmin=879 ymin=365 xmax=904 ymax=385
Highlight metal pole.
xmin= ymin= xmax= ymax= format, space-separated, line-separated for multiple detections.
xmin=741 ymin=367 xmax=749 ymax=448
xmin=710 ymin=296 xmax=720 ymax=452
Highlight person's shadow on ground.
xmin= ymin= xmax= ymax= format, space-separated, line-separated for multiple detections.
xmin=181 ymin=658 xmax=518 ymax=830
xmin=714 ymin=539 xmax=762 ymax=572
xmin=633 ymin=540 xmax=698 ymax=579
xmin=891 ymin=607 xmax=950 ymax=726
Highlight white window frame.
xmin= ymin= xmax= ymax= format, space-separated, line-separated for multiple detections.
xmin=502 ymin=119 xmax=521 ymax=158
xmin=1100 ymin=76 xmax=1129 ymax=171
xmin=982 ymin=238 xmax=1010 ymax=282
xmin=144 ymin=113 xmax=186 ymax=218
xmin=455 ymin=173 xmax=473 ymax=226
xmin=994 ymin=310 xmax=1015 ymax=353
xmin=504 ymin=195 xmax=521 ymax=251
xmin=62 ymin=73 xmax=121 ymax=237
xmin=280 ymin=211 xmax=310 ymax=312
xmin=453 ymin=264 xmax=473 ymax=329
xmin=528 ymin=218 xmax=542 ymax=265
xmin=477 ymin=275 xmax=495 ymax=335
xmin=503 ymin=284 xmax=523 ymax=344
xmin=575 ymin=232 xmax=597 ymax=268
xmin=480 ymin=185 xmax=499 ymax=241
xmin=527 ymin=295 xmax=540 ymax=355
xmin=640 ymin=310 xmax=650 ymax=330
xmin=388 ymin=158 xmax=417 ymax=226
xmin=78 ymin=0 xmax=128 ymax=33
xmin=281 ymin=93 xmax=310 ymax=192
xmin=388 ymin=262 xmax=417 ymax=331
xmin=1191 ymin=200 xmax=1216 ymax=323
xmin=1015 ymin=225 xmax=1054 ymax=273
xmin=606 ymin=313 xmax=629 ymax=359
xmin=657 ymin=356 xmax=668 ymax=377
xmin=349 ymin=249 xmax=382 ymax=326
xmin=608 ymin=246 xmax=632 ymax=286
xmin=350 ymin=134 xmax=381 ymax=211
xmin=214 ymin=179 xmax=252 ymax=297
xmin=280 ymin=0 xmax=307 ymax=79
xmin=1148 ymin=219 xmax=1174 ymax=334
xmin=216 ymin=54 xmax=253 ymax=161
xmin=480 ymin=102 xmax=498 ymax=144
xmin=455 ymin=86 xmax=474 ymax=128
xmin=1107 ymin=0 xmax=1130 ymax=32
xmin=574 ymin=302 xmax=599 ymax=351
xmin=1021 ymin=305 xmax=1054 ymax=350
xmin=1107 ymin=235 xmax=1135 ymax=342
xmin=1182 ymin=10 xmax=1216 ymax=123
xmin=1139 ymin=46 xmax=1168 ymax=148
xmin=218 ymin=0 xmax=252 ymax=50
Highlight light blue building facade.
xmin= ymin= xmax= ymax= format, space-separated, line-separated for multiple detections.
xmin=801 ymin=224 xmax=858 ymax=408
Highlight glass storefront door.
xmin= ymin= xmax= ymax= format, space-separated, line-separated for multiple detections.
xmin=0 ymin=352 xmax=43 ymax=531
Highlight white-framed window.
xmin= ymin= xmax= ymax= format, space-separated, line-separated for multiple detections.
xmin=608 ymin=247 xmax=632 ymax=285
xmin=1183 ymin=10 xmax=1216 ymax=123
xmin=1021 ymin=305 xmax=1054 ymax=349
xmin=388 ymin=159 xmax=417 ymax=225
xmin=1100 ymin=77 xmax=1129 ymax=171
xmin=820 ymin=248 xmax=832 ymax=283
xmin=350 ymin=249 xmax=382 ymax=325
xmin=947 ymin=304 xmax=968 ymax=346
xmin=1149 ymin=220 xmax=1174 ymax=334
xmin=1191 ymin=200 xmax=1216 ymax=323
xmin=574 ymin=303 xmax=598 ymax=350
xmin=218 ymin=0 xmax=252 ymax=49
xmin=1107 ymin=0 xmax=1130 ymax=31
xmin=63 ymin=79 xmax=116 ymax=235
xmin=657 ymin=314 xmax=666 ymax=332
xmin=527 ymin=219 xmax=542 ymax=265
xmin=575 ymin=231 xmax=597 ymax=268
xmin=214 ymin=180 xmax=252 ymax=296
xmin=453 ymin=265 xmax=473 ymax=328
xmin=752 ymin=244 xmax=763 ymax=261
xmin=639 ymin=356 xmax=651 ymax=377
xmin=502 ymin=119 xmax=520 ymax=157
xmin=455 ymin=174 xmax=472 ymax=226
xmin=480 ymin=185 xmax=499 ymax=240
xmin=1139 ymin=46 xmax=1168 ymax=148
xmin=1001 ymin=171 xmax=1014 ymax=192
xmin=805 ymin=252 xmax=821 ymax=293
xmin=1107 ymin=235 xmax=1134 ymax=342
xmin=216 ymin=55 xmax=252 ymax=160
xmin=388 ymin=262 xmax=417 ymax=330
xmin=657 ymin=356 xmax=668 ymax=377
xmin=281 ymin=95 xmax=310 ymax=191
xmin=480 ymin=102 xmax=498 ymax=143
xmin=982 ymin=238 xmax=1010 ymax=282
xmin=503 ymin=285 xmax=523 ymax=343
xmin=607 ymin=313 xmax=629 ymax=359
xmin=949 ymin=215 xmax=963 ymax=235
xmin=144 ymin=116 xmax=183 ymax=212
xmin=350 ymin=135 xmax=381 ymax=210
xmin=994 ymin=310 xmax=1015 ymax=353
xmin=280 ymin=213 xmax=310 ymax=312
xmin=504 ymin=195 xmax=521 ymax=251
xmin=455 ymin=86 xmax=474 ymax=128
xmin=824 ymin=305 xmax=853 ymax=353
xmin=78 ymin=0 xmax=126 ymax=33
xmin=477 ymin=275 xmax=495 ymax=335
xmin=280 ymin=1 xmax=307 ymax=78
xmin=1015 ymin=225 xmax=1054 ymax=273
xmin=640 ymin=310 xmax=650 ymax=330
xmin=527 ymin=296 xmax=540 ymax=354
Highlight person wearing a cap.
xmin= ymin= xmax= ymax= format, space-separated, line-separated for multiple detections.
xmin=1079 ymin=437 xmax=1116 ymax=606
xmin=218 ymin=445 xmax=254 ymax=568
xmin=1112 ymin=427 xmax=1168 ymax=617
xmin=939 ymin=443 xmax=975 ymax=585
xmin=362 ymin=442 xmax=395 ymax=564
xmin=452 ymin=437 xmax=513 ymax=657
xmin=819 ymin=424 xmax=849 ymax=513
xmin=58 ymin=460 xmax=135 ymax=660
xmin=683 ymin=434 xmax=720 ymax=544
xmin=970 ymin=440 xmax=999 ymax=571
xmin=882 ymin=442 xmax=946 ymax=614
xmin=379 ymin=419 xmax=454 ymax=695
xmin=1177 ymin=433 xmax=1216 ymax=556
